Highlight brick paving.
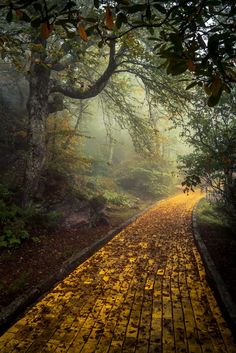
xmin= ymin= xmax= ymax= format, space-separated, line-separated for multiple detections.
xmin=0 ymin=191 xmax=236 ymax=353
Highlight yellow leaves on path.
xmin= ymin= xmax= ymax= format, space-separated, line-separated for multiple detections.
xmin=156 ymin=269 xmax=164 ymax=276
xmin=0 ymin=191 xmax=235 ymax=352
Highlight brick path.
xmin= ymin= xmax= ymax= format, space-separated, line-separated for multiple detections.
xmin=0 ymin=191 xmax=236 ymax=353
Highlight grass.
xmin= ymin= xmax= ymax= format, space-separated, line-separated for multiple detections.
xmin=196 ymin=198 xmax=228 ymax=228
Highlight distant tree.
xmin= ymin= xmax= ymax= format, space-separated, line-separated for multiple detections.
xmin=178 ymin=91 xmax=236 ymax=212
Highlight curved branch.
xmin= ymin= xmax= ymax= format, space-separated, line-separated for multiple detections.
xmin=50 ymin=40 xmax=118 ymax=99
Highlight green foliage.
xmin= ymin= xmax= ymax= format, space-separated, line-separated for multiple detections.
xmin=197 ymin=198 xmax=236 ymax=235
xmin=102 ymin=190 xmax=133 ymax=207
xmin=89 ymin=160 xmax=111 ymax=177
xmin=196 ymin=199 xmax=227 ymax=228
xmin=0 ymin=183 xmax=60 ymax=248
xmin=117 ymin=164 xmax=173 ymax=199
xmin=0 ymin=185 xmax=30 ymax=247
xmin=1 ymin=0 xmax=234 ymax=105
xmin=0 ymin=183 xmax=13 ymax=200
xmin=29 ymin=209 xmax=61 ymax=231
xmin=84 ymin=175 xmax=134 ymax=207
xmin=178 ymin=90 xmax=236 ymax=210
xmin=0 ymin=217 xmax=29 ymax=248
xmin=181 ymin=174 xmax=201 ymax=194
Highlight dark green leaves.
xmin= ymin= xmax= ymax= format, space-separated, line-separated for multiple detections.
xmin=146 ymin=5 xmax=151 ymax=21
xmin=6 ymin=10 xmax=13 ymax=23
xmin=31 ymin=17 xmax=42 ymax=28
xmin=94 ymin=0 xmax=99 ymax=9
xmin=20 ymin=11 xmax=31 ymax=22
xmin=152 ymin=3 xmax=166 ymax=14
xmin=125 ymin=4 xmax=147 ymax=14
xmin=208 ymin=34 xmax=219 ymax=56
xmin=167 ymin=60 xmax=187 ymax=75
xmin=181 ymin=175 xmax=201 ymax=193
xmin=63 ymin=1 xmax=76 ymax=11
xmin=204 ymin=76 xmax=224 ymax=107
xmin=85 ymin=25 xmax=97 ymax=36
xmin=116 ymin=12 xmax=128 ymax=29
xmin=207 ymin=89 xmax=223 ymax=107
xmin=186 ymin=81 xmax=198 ymax=90
xmin=33 ymin=3 xmax=42 ymax=12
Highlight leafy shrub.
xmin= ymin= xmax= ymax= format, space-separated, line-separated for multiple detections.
xmin=0 ymin=219 xmax=29 ymax=247
xmin=0 ymin=183 xmax=60 ymax=248
xmin=117 ymin=166 xmax=173 ymax=198
xmin=196 ymin=199 xmax=227 ymax=227
xmin=29 ymin=209 xmax=61 ymax=230
xmin=0 ymin=195 xmax=30 ymax=248
xmin=90 ymin=160 xmax=111 ymax=176
xmin=214 ymin=201 xmax=236 ymax=234
xmin=103 ymin=190 xmax=132 ymax=207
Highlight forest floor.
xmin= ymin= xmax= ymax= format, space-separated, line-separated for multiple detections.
xmin=0 ymin=193 xmax=235 ymax=334
xmin=0 ymin=201 xmax=153 ymax=310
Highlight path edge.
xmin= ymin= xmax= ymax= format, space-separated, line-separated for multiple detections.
xmin=0 ymin=199 xmax=165 ymax=335
xmin=192 ymin=198 xmax=236 ymax=338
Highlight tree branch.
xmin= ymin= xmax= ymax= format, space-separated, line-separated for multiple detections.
xmin=50 ymin=40 xmax=118 ymax=99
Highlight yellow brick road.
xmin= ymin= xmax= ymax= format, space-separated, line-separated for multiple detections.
xmin=1 ymin=192 xmax=236 ymax=353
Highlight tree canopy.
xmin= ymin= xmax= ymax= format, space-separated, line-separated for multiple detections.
xmin=1 ymin=0 xmax=235 ymax=105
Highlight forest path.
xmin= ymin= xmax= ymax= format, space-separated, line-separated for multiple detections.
xmin=1 ymin=191 xmax=236 ymax=353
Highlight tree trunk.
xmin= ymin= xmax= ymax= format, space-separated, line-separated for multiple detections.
xmin=23 ymin=56 xmax=50 ymax=205
xmin=22 ymin=39 xmax=118 ymax=205
xmin=108 ymin=137 xmax=114 ymax=165
xmin=224 ymin=169 xmax=233 ymax=205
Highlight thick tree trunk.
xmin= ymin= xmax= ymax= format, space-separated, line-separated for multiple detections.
xmin=23 ymin=57 xmax=50 ymax=205
xmin=22 ymin=39 xmax=118 ymax=205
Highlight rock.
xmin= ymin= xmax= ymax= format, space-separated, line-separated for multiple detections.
xmin=48 ymin=195 xmax=109 ymax=230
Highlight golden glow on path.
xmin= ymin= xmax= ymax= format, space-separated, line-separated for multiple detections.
xmin=1 ymin=191 xmax=236 ymax=352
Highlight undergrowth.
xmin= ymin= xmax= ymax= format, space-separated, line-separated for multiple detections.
xmin=196 ymin=198 xmax=229 ymax=228
xmin=0 ymin=184 xmax=60 ymax=248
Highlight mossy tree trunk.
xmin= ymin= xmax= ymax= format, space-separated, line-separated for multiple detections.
xmin=23 ymin=40 xmax=118 ymax=205
xmin=23 ymin=45 xmax=50 ymax=206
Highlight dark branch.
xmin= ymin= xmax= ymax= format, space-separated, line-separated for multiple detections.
xmin=50 ymin=40 xmax=118 ymax=99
